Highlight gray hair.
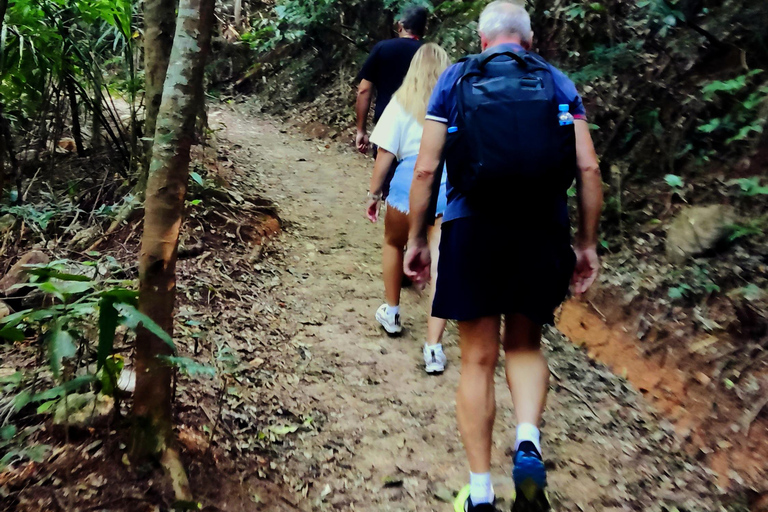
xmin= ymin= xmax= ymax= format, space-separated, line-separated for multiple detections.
xmin=478 ymin=1 xmax=532 ymax=44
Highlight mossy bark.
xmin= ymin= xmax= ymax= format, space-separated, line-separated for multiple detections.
xmin=139 ymin=0 xmax=178 ymax=192
xmin=130 ymin=0 xmax=215 ymax=462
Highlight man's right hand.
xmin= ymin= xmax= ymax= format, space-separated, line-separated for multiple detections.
xmin=356 ymin=130 xmax=370 ymax=154
xmin=572 ymin=244 xmax=599 ymax=295
xmin=404 ymin=238 xmax=431 ymax=286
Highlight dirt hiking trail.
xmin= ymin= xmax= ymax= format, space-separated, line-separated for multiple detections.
xmin=206 ymin=104 xmax=726 ymax=511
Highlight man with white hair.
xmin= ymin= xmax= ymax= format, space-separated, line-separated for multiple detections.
xmin=404 ymin=2 xmax=603 ymax=511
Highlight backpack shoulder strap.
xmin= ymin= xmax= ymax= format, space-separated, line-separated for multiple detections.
xmin=520 ymin=50 xmax=554 ymax=73
xmin=523 ymin=49 xmax=548 ymax=63
xmin=454 ymin=54 xmax=484 ymax=125
xmin=456 ymin=53 xmax=482 ymax=77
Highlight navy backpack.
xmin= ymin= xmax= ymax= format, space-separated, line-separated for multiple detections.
xmin=443 ymin=48 xmax=577 ymax=202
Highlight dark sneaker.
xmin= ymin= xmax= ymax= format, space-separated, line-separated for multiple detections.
xmin=454 ymin=485 xmax=498 ymax=512
xmin=468 ymin=500 xmax=498 ymax=512
xmin=511 ymin=441 xmax=550 ymax=512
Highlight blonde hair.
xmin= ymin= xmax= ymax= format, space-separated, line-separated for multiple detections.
xmin=393 ymin=43 xmax=451 ymax=124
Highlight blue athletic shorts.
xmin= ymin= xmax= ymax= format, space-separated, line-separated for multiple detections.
xmin=432 ymin=216 xmax=575 ymax=325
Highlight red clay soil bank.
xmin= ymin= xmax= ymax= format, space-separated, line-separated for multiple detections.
xmin=557 ymin=299 xmax=768 ymax=495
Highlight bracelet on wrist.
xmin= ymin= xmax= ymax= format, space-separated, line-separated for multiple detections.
xmin=367 ymin=191 xmax=382 ymax=202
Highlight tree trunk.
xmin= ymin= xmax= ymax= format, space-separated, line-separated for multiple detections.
xmin=65 ymin=71 xmax=86 ymax=156
xmin=0 ymin=0 xmax=9 ymax=200
xmin=0 ymin=110 xmax=20 ymax=204
xmin=140 ymin=0 xmax=178 ymax=189
xmin=0 ymin=105 xmax=5 ymax=202
xmin=130 ymin=0 xmax=215 ymax=462
xmin=91 ymin=67 xmax=102 ymax=150
xmin=234 ymin=0 xmax=243 ymax=27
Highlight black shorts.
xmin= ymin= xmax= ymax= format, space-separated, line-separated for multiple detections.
xmin=432 ymin=216 xmax=576 ymax=325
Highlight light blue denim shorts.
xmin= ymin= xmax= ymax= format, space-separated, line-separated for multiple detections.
xmin=385 ymin=155 xmax=447 ymax=216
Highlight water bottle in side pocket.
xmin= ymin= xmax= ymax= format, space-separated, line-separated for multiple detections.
xmin=558 ymin=104 xmax=574 ymax=126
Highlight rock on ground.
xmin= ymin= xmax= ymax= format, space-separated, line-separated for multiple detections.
xmin=665 ymin=205 xmax=736 ymax=263
xmin=52 ymin=392 xmax=114 ymax=428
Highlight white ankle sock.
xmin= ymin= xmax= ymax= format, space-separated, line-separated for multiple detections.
xmin=515 ymin=423 xmax=541 ymax=454
xmin=469 ymin=472 xmax=494 ymax=505
xmin=386 ymin=304 xmax=400 ymax=316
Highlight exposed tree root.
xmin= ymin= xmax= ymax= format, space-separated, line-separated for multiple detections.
xmin=80 ymin=195 xmax=140 ymax=252
xmin=160 ymin=447 xmax=194 ymax=504
xmin=742 ymin=392 xmax=768 ymax=436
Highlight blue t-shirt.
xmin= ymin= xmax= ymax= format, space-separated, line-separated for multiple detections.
xmin=426 ymin=43 xmax=587 ymax=223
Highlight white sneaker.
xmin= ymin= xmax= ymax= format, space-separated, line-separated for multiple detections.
xmin=423 ymin=343 xmax=447 ymax=374
xmin=375 ymin=304 xmax=402 ymax=335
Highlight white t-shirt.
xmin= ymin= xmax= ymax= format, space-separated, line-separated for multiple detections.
xmin=370 ymin=98 xmax=424 ymax=161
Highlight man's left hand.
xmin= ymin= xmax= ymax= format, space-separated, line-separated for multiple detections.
xmin=404 ymin=238 xmax=431 ymax=286
xmin=572 ymin=244 xmax=599 ymax=295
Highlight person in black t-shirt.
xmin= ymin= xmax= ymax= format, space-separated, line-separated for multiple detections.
xmin=355 ymin=5 xmax=427 ymax=154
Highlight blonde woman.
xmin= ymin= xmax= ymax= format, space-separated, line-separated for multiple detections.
xmin=365 ymin=43 xmax=451 ymax=374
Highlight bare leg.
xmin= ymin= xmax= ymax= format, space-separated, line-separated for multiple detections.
xmin=382 ymin=207 xmax=409 ymax=307
xmin=502 ymin=313 xmax=548 ymax=426
xmin=426 ymin=217 xmax=447 ymax=345
xmin=457 ymin=316 xmax=501 ymax=472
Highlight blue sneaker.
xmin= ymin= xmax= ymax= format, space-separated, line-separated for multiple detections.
xmin=511 ymin=441 xmax=550 ymax=511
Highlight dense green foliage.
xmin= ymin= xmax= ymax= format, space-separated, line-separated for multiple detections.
xmin=533 ymin=0 xmax=768 ymax=172
xmin=1 ymin=0 xmax=137 ymax=173
xmin=0 ymin=0 xmax=220 ymax=475
xmin=0 ymin=258 xmax=175 ymax=468
xmin=3 ymin=0 xmax=132 ymax=116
